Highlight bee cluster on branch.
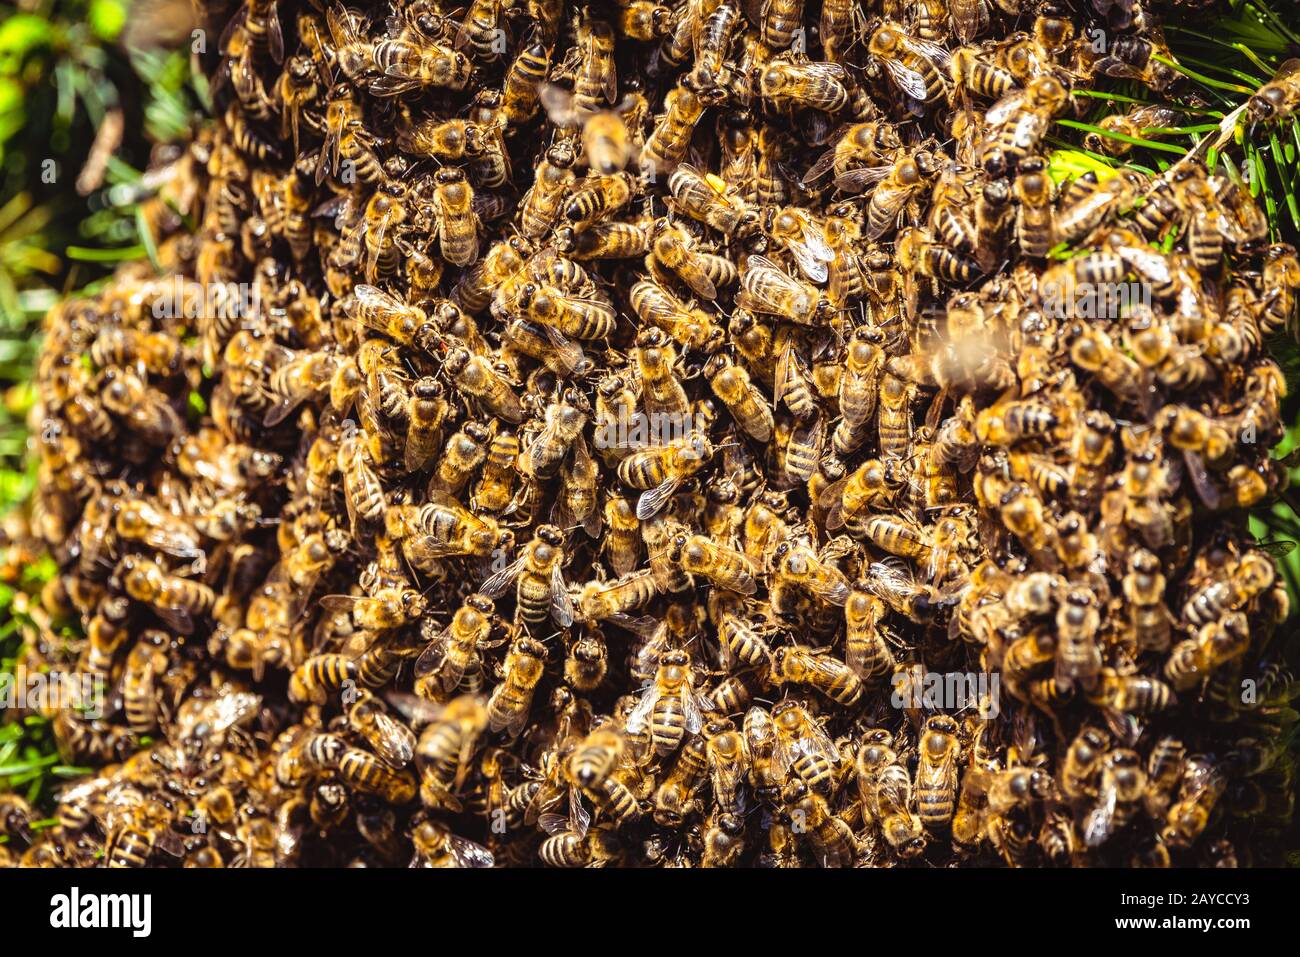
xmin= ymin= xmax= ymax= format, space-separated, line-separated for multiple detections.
xmin=5 ymin=0 xmax=1300 ymax=868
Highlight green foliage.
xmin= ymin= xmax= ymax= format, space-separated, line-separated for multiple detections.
xmin=0 ymin=0 xmax=204 ymax=329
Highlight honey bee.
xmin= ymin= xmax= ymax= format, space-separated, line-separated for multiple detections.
xmin=667 ymin=163 xmax=759 ymax=236
xmin=856 ymin=735 xmax=926 ymax=858
xmin=915 ymin=715 xmax=961 ymax=829
xmin=429 ymin=167 xmax=481 ymax=266
xmin=737 ymin=255 xmax=824 ymax=325
xmin=627 ymin=647 xmax=713 ymax=757
xmin=411 ymin=819 xmax=495 ymax=867
xmin=979 ymin=74 xmax=1070 ymax=178
xmin=629 ymin=279 xmax=722 ymax=351
xmin=868 ymin=20 xmax=950 ymax=109
xmin=114 ymin=556 xmax=215 ymax=635
xmin=645 ymin=220 xmax=737 ymax=301
xmin=771 ymin=645 xmax=863 ymax=706
xmin=641 ymin=84 xmax=705 ymax=174
xmin=519 ymin=390 xmax=589 ymax=481
xmin=481 ymin=523 xmax=576 ymax=628
xmin=668 ymin=533 xmax=758 ymax=595
xmin=415 ymin=594 xmax=497 ymax=700
xmin=617 ymin=429 xmax=713 ymax=519
xmin=1247 ymin=58 xmax=1300 ymax=130
xmin=704 ymin=353 xmax=773 ymax=442
xmin=487 ymin=635 xmax=549 ymax=736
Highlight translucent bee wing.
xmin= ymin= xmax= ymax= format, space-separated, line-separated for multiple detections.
xmin=785 ymin=220 xmax=834 ymax=283
xmin=1119 ymin=247 xmax=1172 ymax=285
xmin=785 ymin=417 xmax=824 ymax=482
xmin=414 ymin=629 xmax=453 ymax=677
xmin=153 ymin=605 xmax=196 ymax=636
xmin=606 ymin=613 xmax=662 ymax=637
xmin=802 ymin=146 xmax=842 ymax=185
xmin=624 ymin=682 xmax=660 ymax=735
xmin=636 ymin=478 xmax=680 ymax=520
xmin=385 ymin=691 xmax=447 ymax=727
xmin=480 ymin=554 xmax=527 ymax=598
xmin=800 ymin=721 xmax=842 ymax=765
xmin=202 ymin=691 xmax=262 ymax=737
xmin=677 ymin=259 xmax=719 ymax=300
xmin=1180 ymin=449 xmax=1221 ymax=510
xmin=538 ymin=812 xmax=570 ymax=836
xmin=1082 ymin=779 xmax=1118 ymax=848
xmin=832 ymin=163 xmax=891 ymax=193
xmin=366 ymin=712 xmax=417 ymax=768
xmin=864 ymin=182 xmax=916 ymax=240
xmin=267 ymin=3 xmax=285 ymax=64
xmin=984 ymin=89 xmax=1027 ymax=127
xmin=906 ymin=36 xmax=951 ymax=68
xmin=550 ymin=563 xmax=576 ymax=627
xmin=540 ymin=83 xmax=580 ymax=127
xmin=446 ymin=833 xmax=496 ymax=868
xmin=819 ymin=477 xmax=850 ymax=531
xmin=136 ymin=523 xmax=204 ymax=560
xmin=538 ymin=321 xmax=589 ymax=373
xmin=880 ymin=57 xmax=929 ymax=101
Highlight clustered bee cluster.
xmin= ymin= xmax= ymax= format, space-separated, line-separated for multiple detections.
xmin=4 ymin=0 xmax=1299 ymax=868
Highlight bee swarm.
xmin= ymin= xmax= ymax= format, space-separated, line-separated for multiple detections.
xmin=7 ymin=0 xmax=1299 ymax=868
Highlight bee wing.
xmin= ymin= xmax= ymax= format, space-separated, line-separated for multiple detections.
xmin=624 ymin=682 xmax=661 ymax=735
xmin=925 ymin=539 xmax=950 ymax=584
xmin=984 ymin=89 xmax=1026 ymax=127
xmin=550 ymin=563 xmax=576 ymax=627
xmin=368 ymin=712 xmax=417 ymax=768
xmin=538 ymin=812 xmax=570 ymax=836
xmin=153 ymin=605 xmax=196 ymax=636
xmin=818 ymin=477 xmax=850 ymax=531
xmin=864 ymin=183 xmax=915 ymax=240
xmin=785 ymin=221 xmax=834 ymax=283
xmin=880 ymin=57 xmax=929 ymax=101
xmin=350 ymin=283 xmax=406 ymax=328
xmin=681 ymin=685 xmax=705 ymax=734
xmin=1181 ymin=449 xmax=1221 ymax=510
xmin=385 ymin=691 xmax=448 ymax=727
xmin=539 ymin=322 xmax=589 ymax=374
xmin=677 ymin=259 xmax=718 ymax=301
xmin=1082 ymin=778 xmax=1118 ymax=848
xmin=138 ymin=523 xmax=204 ymax=560
xmin=636 ymin=478 xmax=681 ymax=520
xmin=802 ymin=146 xmax=842 ymax=185
xmin=1118 ymin=247 xmax=1172 ymax=286
xmin=414 ymin=629 xmax=453 ymax=677
xmin=801 ymin=720 xmax=841 ymax=766
xmin=267 ymin=3 xmax=284 ymax=64
xmin=480 ymin=554 xmax=527 ymax=598
xmin=205 ymin=691 xmax=262 ymax=736
xmin=786 ymin=417 xmax=825 ymax=482
xmin=905 ymin=36 xmax=951 ymax=68
xmin=709 ymin=742 xmax=748 ymax=799
xmin=540 ymin=83 xmax=580 ymax=127
xmin=606 ymin=613 xmax=662 ymax=637
xmin=950 ymin=0 xmax=987 ymax=43
xmin=446 ymin=832 xmax=496 ymax=868
xmin=832 ymin=163 xmax=891 ymax=193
